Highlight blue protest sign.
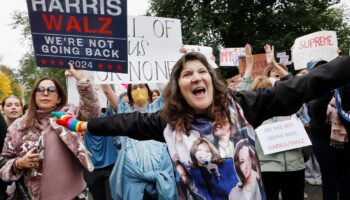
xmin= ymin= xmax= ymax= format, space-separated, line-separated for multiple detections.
xmin=26 ymin=0 xmax=128 ymax=73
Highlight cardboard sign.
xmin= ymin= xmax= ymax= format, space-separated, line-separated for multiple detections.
xmin=292 ymin=31 xmax=338 ymax=70
xmin=26 ymin=0 xmax=128 ymax=73
xmin=94 ymin=15 xmax=182 ymax=84
xmin=255 ymin=117 xmax=312 ymax=155
xmin=220 ymin=48 xmax=245 ymax=66
xmin=238 ymin=53 xmax=267 ymax=77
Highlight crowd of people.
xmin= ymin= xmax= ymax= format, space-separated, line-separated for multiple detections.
xmin=1 ymin=42 xmax=350 ymax=200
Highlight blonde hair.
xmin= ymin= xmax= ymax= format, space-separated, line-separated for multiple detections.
xmin=250 ymin=76 xmax=273 ymax=90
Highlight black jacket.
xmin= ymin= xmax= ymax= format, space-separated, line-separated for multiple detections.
xmin=88 ymin=56 xmax=350 ymax=143
xmin=307 ymin=92 xmax=332 ymax=140
xmin=0 ymin=114 xmax=9 ymax=199
xmin=0 ymin=114 xmax=7 ymax=151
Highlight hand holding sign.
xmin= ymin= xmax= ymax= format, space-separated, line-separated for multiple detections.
xmin=65 ymin=63 xmax=85 ymax=82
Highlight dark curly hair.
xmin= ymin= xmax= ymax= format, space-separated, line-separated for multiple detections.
xmin=160 ymin=52 xmax=230 ymax=131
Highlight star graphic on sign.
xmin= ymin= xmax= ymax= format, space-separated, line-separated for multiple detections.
xmin=107 ymin=64 xmax=113 ymax=70
xmin=41 ymin=59 xmax=47 ymax=64
xmin=50 ymin=60 xmax=55 ymax=65
xmin=58 ymin=60 xmax=64 ymax=66
xmin=117 ymin=65 xmax=123 ymax=71
xmin=98 ymin=64 xmax=104 ymax=69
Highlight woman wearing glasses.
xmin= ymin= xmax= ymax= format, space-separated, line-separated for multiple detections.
xmin=0 ymin=64 xmax=100 ymax=200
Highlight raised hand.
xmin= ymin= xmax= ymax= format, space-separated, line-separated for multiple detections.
xmin=245 ymin=43 xmax=254 ymax=67
xmin=51 ymin=111 xmax=86 ymax=132
xmin=64 ymin=63 xmax=85 ymax=81
xmin=264 ymin=44 xmax=275 ymax=65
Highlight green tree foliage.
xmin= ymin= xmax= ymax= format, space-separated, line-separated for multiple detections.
xmin=11 ymin=12 xmax=67 ymax=102
xmin=148 ymin=0 xmax=350 ymax=54
xmin=11 ymin=11 xmax=32 ymax=46
xmin=16 ymin=52 xmax=66 ymax=102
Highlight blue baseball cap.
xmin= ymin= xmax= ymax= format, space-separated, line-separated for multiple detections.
xmin=306 ymin=58 xmax=327 ymax=71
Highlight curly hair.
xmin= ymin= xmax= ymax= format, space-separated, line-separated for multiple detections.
xmin=160 ymin=52 xmax=230 ymax=131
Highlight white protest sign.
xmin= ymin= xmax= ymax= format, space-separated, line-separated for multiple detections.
xmin=292 ymin=31 xmax=338 ymax=70
xmin=276 ymin=52 xmax=292 ymax=66
xmin=183 ymin=45 xmax=218 ymax=68
xmin=255 ymin=117 xmax=312 ymax=155
xmin=220 ymin=48 xmax=245 ymax=66
xmin=94 ymin=15 xmax=183 ymax=84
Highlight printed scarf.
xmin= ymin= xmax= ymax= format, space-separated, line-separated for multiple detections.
xmin=327 ymin=89 xmax=349 ymax=149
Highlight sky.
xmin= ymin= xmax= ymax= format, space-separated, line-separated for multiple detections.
xmin=0 ymin=0 xmax=349 ymax=70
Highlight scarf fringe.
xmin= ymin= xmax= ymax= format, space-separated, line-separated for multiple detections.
xmin=330 ymin=136 xmax=348 ymax=149
xmin=328 ymin=97 xmax=348 ymax=149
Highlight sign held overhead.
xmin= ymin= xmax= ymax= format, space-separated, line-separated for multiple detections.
xmin=94 ymin=15 xmax=183 ymax=84
xmin=26 ymin=0 xmax=128 ymax=73
xmin=292 ymin=31 xmax=338 ymax=70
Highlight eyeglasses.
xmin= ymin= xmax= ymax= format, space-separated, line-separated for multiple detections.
xmin=35 ymin=86 xmax=57 ymax=95
xmin=131 ymin=84 xmax=146 ymax=90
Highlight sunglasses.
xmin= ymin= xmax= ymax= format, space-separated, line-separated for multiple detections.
xmin=35 ymin=86 xmax=57 ymax=94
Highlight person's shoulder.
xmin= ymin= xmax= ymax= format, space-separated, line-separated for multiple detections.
xmin=9 ymin=114 xmax=28 ymax=131
xmin=229 ymin=185 xmax=243 ymax=198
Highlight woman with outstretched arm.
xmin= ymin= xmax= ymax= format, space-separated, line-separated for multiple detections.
xmin=53 ymin=52 xmax=350 ymax=200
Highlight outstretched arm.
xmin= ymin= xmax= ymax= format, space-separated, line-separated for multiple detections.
xmin=100 ymin=84 xmax=119 ymax=112
xmin=52 ymin=111 xmax=167 ymax=142
xmin=236 ymin=55 xmax=350 ymax=128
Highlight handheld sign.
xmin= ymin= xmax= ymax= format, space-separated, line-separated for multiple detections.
xmin=292 ymin=31 xmax=338 ymax=70
xmin=94 ymin=15 xmax=182 ymax=84
xmin=255 ymin=117 xmax=312 ymax=155
xmin=276 ymin=51 xmax=293 ymax=66
xmin=220 ymin=48 xmax=245 ymax=66
xmin=26 ymin=0 xmax=128 ymax=73
xmin=238 ymin=53 xmax=267 ymax=77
